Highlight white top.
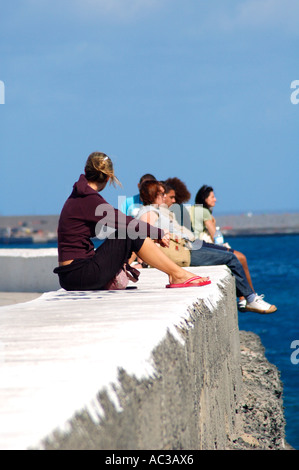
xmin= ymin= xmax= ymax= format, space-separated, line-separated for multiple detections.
xmin=137 ymin=205 xmax=195 ymax=241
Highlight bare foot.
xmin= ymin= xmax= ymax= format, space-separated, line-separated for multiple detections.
xmin=169 ymin=270 xmax=210 ymax=286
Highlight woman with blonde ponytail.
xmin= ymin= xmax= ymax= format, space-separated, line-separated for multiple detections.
xmin=54 ymin=152 xmax=210 ymax=291
xmin=84 ymin=152 xmax=121 ymax=188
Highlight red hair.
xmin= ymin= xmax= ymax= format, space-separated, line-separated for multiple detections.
xmin=139 ymin=180 xmax=164 ymax=205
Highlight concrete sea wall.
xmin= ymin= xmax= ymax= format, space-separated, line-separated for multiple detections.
xmin=0 ymin=250 xmax=287 ymax=450
xmin=0 ymin=248 xmax=59 ymax=292
xmin=44 ymin=278 xmax=243 ymax=450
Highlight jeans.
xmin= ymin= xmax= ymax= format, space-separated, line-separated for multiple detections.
xmin=190 ymin=241 xmax=254 ymax=298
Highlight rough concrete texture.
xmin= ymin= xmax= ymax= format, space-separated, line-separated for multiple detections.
xmin=43 ymin=331 xmax=289 ymax=451
xmin=42 ymin=279 xmax=242 ymax=450
xmin=0 ymin=265 xmax=287 ymax=451
xmin=42 ymin=328 xmax=288 ymax=451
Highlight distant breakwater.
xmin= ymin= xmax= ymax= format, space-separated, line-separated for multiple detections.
xmin=1 ymin=212 xmax=299 ymax=241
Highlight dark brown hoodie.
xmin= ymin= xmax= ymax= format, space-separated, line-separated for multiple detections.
xmin=57 ymin=174 xmax=164 ymax=262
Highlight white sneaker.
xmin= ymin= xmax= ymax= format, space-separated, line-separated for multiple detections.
xmin=237 ymin=299 xmax=247 ymax=311
xmin=243 ymin=294 xmax=277 ymax=314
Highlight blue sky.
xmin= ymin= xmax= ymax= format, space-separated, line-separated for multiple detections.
xmin=1 ymin=0 xmax=298 ymax=216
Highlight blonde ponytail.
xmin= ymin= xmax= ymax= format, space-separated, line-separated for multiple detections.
xmin=84 ymin=152 xmax=121 ymax=187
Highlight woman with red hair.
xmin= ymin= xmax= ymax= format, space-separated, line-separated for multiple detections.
xmin=137 ymin=180 xmax=277 ymax=314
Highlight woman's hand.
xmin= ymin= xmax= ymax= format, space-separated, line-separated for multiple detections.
xmin=158 ymin=230 xmax=170 ymax=247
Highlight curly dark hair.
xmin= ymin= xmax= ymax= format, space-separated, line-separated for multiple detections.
xmin=164 ymin=177 xmax=191 ymax=204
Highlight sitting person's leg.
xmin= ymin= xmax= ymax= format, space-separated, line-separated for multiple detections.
xmin=55 ymin=236 xmax=211 ymax=291
xmin=201 ymin=241 xmax=255 ymax=299
xmin=232 ymin=249 xmax=255 ymax=307
xmin=189 ymin=242 xmax=277 ymax=314
xmin=190 ymin=243 xmax=253 ymax=299
xmin=137 ymin=238 xmax=210 ymax=286
xmin=232 ymin=250 xmax=254 ymax=292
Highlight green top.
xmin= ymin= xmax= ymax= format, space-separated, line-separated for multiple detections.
xmin=190 ymin=205 xmax=213 ymax=241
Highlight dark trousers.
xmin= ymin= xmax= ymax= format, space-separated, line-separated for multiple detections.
xmin=54 ymin=237 xmax=145 ymax=291
xmin=190 ymin=241 xmax=254 ymax=298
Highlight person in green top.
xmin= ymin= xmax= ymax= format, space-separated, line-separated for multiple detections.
xmin=190 ymin=185 xmax=217 ymax=243
xmin=190 ymin=185 xmax=256 ymax=310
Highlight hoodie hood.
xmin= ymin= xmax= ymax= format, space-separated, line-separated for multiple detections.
xmin=72 ymin=174 xmax=98 ymax=197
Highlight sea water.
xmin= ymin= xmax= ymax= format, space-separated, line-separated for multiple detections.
xmin=226 ymin=234 xmax=299 ymax=450
xmin=0 ymin=235 xmax=298 ymax=448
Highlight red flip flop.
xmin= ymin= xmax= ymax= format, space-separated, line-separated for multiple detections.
xmin=166 ymin=276 xmax=211 ymax=289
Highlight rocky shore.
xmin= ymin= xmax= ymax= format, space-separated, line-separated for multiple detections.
xmin=230 ymin=331 xmax=292 ymax=450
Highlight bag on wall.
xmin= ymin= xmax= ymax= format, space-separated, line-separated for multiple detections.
xmin=104 ymin=263 xmax=140 ymax=290
xmin=157 ymin=236 xmax=191 ymax=267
